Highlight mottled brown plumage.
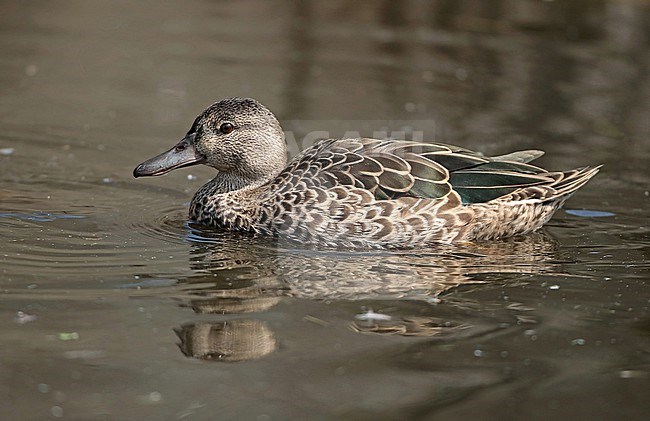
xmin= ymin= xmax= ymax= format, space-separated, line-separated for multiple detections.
xmin=134 ymin=98 xmax=600 ymax=248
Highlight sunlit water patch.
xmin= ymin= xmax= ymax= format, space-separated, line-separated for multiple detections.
xmin=0 ymin=212 xmax=87 ymax=222
xmin=565 ymin=209 xmax=616 ymax=218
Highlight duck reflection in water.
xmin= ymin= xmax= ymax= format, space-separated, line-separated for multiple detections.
xmin=174 ymin=320 xmax=278 ymax=362
xmin=172 ymin=228 xmax=561 ymax=362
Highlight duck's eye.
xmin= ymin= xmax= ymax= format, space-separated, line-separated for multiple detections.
xmin=219 ymin=122 xmax=234 ymax=134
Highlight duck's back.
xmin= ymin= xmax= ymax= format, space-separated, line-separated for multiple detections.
xmin=237 ymin=138 xmax=598 ymax=247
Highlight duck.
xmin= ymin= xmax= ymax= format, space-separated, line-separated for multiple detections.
xmin=133 ymin=97 xmax=600 ymax=249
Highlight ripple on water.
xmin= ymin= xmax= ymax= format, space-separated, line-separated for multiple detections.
xmin=0 ymin=177 xmax=196 ymax=281
xmin=127 ymin=204 xmax=190 ymax=245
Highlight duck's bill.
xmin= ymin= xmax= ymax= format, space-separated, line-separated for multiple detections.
xmin=133 ymin=134 xmax=206 ymax=178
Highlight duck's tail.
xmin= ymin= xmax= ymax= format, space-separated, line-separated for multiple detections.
xmin=465 ymin=165 xmax=601 ymax=241
xmin=496 ymin=165 xmax=601 ymax=204
xmin=544 ymin=165 xmax=602 ymax=202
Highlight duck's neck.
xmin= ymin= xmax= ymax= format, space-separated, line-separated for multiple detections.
xmin=189 ymin=171 xmax=275 ymax=225
xmin=211 ymin=172 xmax=258 ymax=194
xmin=198 ymin=171 xmax=276 ymax=198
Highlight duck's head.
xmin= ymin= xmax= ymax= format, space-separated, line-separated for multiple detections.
xmin=133 ymin=98 xmax=287 ymax=185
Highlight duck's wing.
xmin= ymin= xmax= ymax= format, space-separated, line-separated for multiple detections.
xmin=310 ymin=138 xmax=559 ymax=204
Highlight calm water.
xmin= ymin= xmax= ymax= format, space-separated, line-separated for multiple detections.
xmin=1 ymin=1 xmax=649 ymax=419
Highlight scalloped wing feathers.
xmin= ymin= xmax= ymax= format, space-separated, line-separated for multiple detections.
xmin=194 ymin=138 xmax=599 ymax=248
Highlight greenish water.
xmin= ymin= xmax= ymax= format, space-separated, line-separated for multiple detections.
xmin=1 ymin=1 xmax=648 ymax=419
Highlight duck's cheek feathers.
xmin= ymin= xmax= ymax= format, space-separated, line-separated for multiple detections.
xmin=198 ymin=140 xmax=243 ymax=170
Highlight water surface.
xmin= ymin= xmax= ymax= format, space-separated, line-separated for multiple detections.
xmin=1 ymin=1 xmax=649 ymax=419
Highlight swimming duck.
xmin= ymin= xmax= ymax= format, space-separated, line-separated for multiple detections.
xmin=134 ymin=98 xmax=600 ymax=248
